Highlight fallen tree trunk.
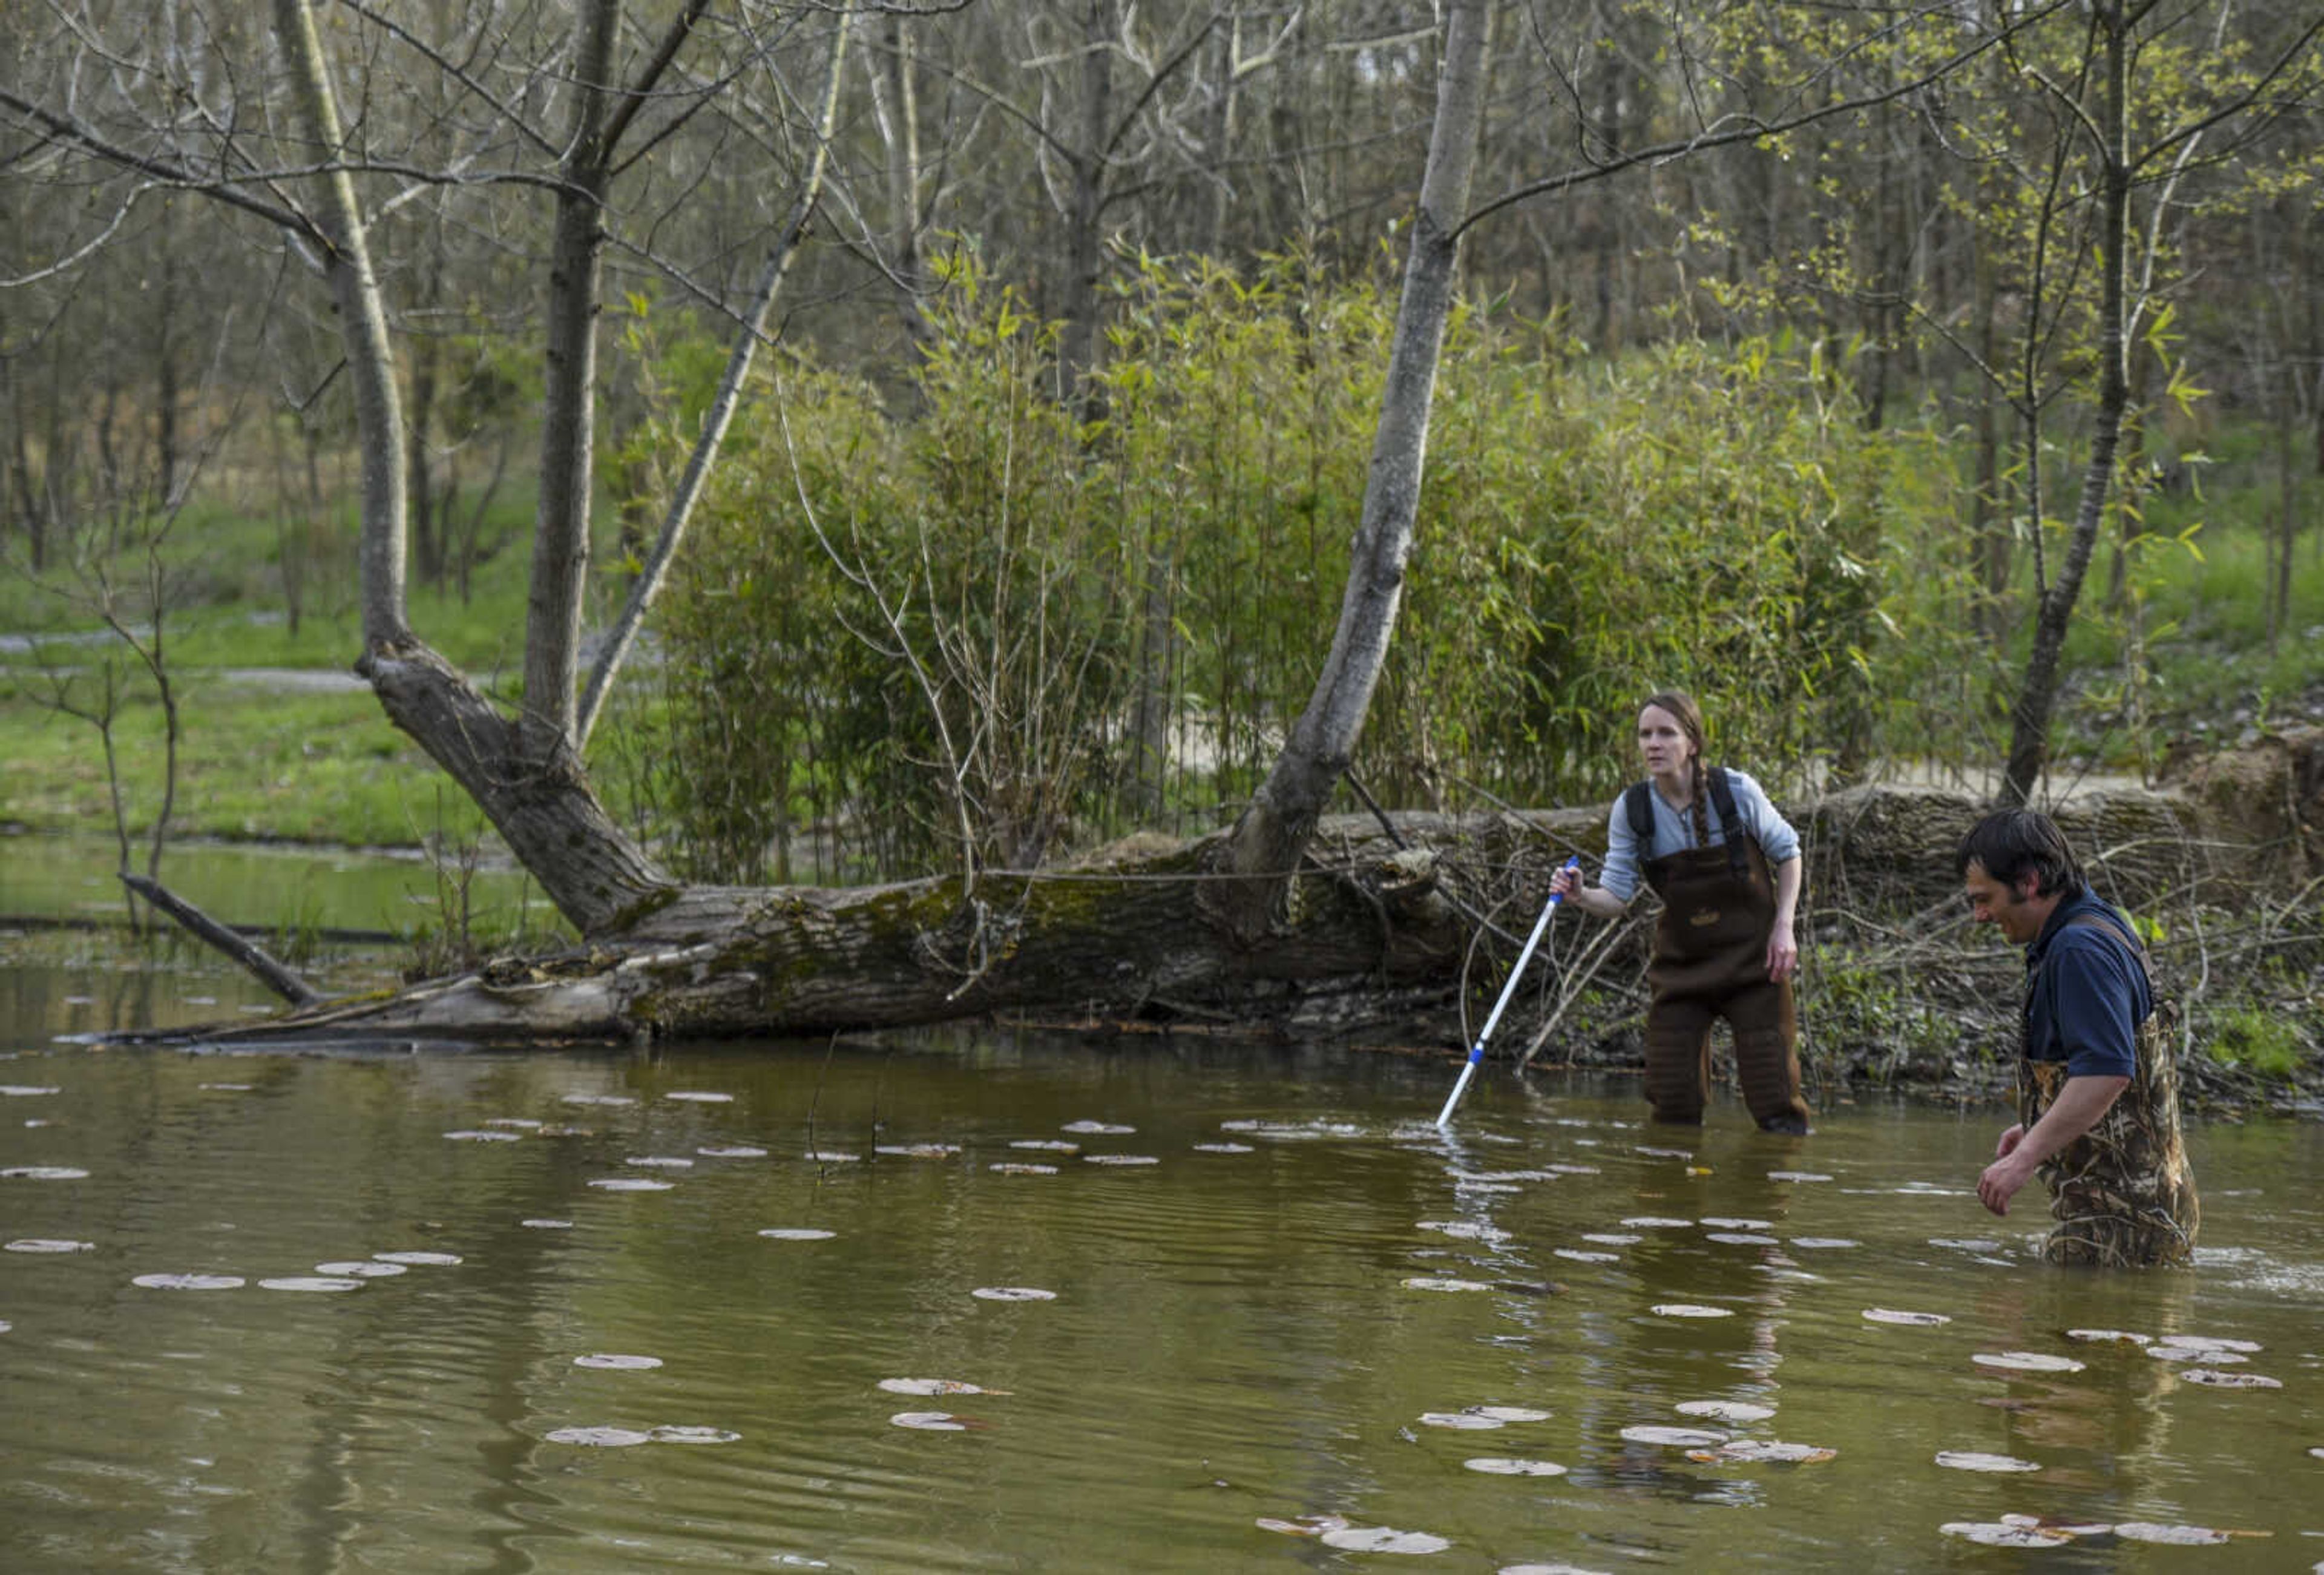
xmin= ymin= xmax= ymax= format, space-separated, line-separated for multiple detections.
xmin=144 ymin=731 xmax=2324 ymax=1049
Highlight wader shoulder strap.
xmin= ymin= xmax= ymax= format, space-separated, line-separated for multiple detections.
xmin=2056 ymin=910 xmax=2155 ymax=993
xmin=1705 ymin=767 xmax=1750 ymax=880
xmin=1623 ymin=781 xmax=1655 ymax=855
xmin=1625 ymin=771 xmax=1752 ymax=878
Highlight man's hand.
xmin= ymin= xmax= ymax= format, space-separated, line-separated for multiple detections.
xmin=1764 ymin=923 xmax=1798 ymax=982
xmin=1978 ymin=1124 xmax=2030 ymax=1215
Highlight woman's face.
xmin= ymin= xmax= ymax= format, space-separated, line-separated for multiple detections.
xmin=1636 ymin=705 xmax=1695 ymax=777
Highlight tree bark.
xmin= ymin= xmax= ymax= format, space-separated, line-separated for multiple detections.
xmin=1209 ymin=0 xmax=1492 ymax=942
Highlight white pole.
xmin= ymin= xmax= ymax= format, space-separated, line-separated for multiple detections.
xmin=1435 ymin=857 xmax=1579 ymax=1129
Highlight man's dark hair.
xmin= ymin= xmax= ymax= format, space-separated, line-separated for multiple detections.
xmin=1955 ymin=809 xmax=2085 ymax=896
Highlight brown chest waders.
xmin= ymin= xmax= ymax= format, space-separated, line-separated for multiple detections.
xmin=1639 ymin=834 xmax=1810 ymax=1131
xmin=2017 ymin=921 xmax=2199 ymax=1267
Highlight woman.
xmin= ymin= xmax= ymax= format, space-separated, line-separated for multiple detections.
xmin=1551 ymin=691 xmax=1811 ymax=1134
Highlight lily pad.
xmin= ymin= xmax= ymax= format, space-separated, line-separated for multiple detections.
xmin=1704 ymin=1232 xmax=1779 ymax=1246
xmin=878 ymin=1378 xmax=1003 ymax=1396
xmin=1417 ymin=1220 xmax=1511 ymax=1243
xmin=1082 ymin=1154 xmax=1159 ymax=1166
xmin=1419 ymin=1411 xmax=1505 ymax=1430
xmin=1862 ymin=1308 xmax=1951 ymax=1327
xmin=802 ymin=1149 xmax=861 ymax=1163
xmin=663 ymin=1091 xmax=733 ymax=1103
xmin=1971 ymin=1352 xmax=2085 ymax=1373
xmin=486 ymin=1117 xmax=543 ymax=1129
xmin=1620 ymin=1216 xmax=1692 ymax=1229
xmin=545 ymin=1426 xmax=651 ymax=1447
xmin=875 ymin=1144 xmax=962 ymax=1159
xmin=0 ymin=1086 xmax=60 ymax=1096
xmin=588 ymin=1177 xmax=673 ymax=1192
xmin=521 ymin=1218 xmax=574 ymax=1229
xmin=1686 ymin=1441 xmax=1835 ymax=1464
xmin=2066 ymin=1328 xmax=2152 ymax=1344
xmin=1317 ymin=1527 xmax=1450 ymax=1554
xmin=1766 ymin=1170 xmax=1833 ymax=1182
xmin=1218 ymin=1119 xmax=1364 ymax=1138
xmin=697 ymin=1145 xmax=768 ymax=1159
xmin=314 ymin=1261 xmax=407 ymax=1278
xmin=1939 ymin=1522 xmax=2072 ymax=1547
xmin=1 ymin=1166 xmax=89 ymax=1180
xmin=1928 ymin=1237 xmax=2001 ymax=1251
xmin=5 ymin=1238 xmax=92 ymax=1253
xmin=1580 ymin=1233 xmax=1641 ymax=1246
xmin=1635 ymin=1145 xmax=1695 ymax=1159
xmin=758 ymin=1228 xmax=835 ymax=1241
xmin=623 ymin=1156 xmax=695 ymax=1169
xmin=1935 ymin=1450 xmax=2040 ymax=1472
xmin=442 ymin=1129 xmax=522 ymax=1142
xmin=1061 ymin=1120 xmax=1135 ymax=1135
xmin=573 ymin=1353 xmax=661 ymax=1370
xmin=1403 ymin=1277 xmax=1495 ymax=1292
xmin=1649 ymin=1303 xmax=1733 ymax=1318
xmin=1621 ymin=1425 xmax=1728 ymax=1447
xmin=374 ymin=1251 xmax=461 ymax=1266
xmin=560 ymin=1094 xmax=635 ymax=1107
xmin=2153 ymin=1334 xmax=2262 ymax=1355
xmin=889 ymin=1410 xmax=980 ymax=1431
xmin=650 ymin=1425 xmax=740 ymax=1443
xmin=988 ymin=1163 xmax=1058 ymax=1175
xmin=2111 ymin=1523 xmax=2235 ymax=1545
xmin=1554 ymin=1249 xmax=1620 ymax=1264
xmin=1675 ymin=1401 xmax=1774 ymax=1423
xmin=131 ymin=1272 xmax=243 ymax=1290
xmin=2179 ymin=1370 xmax=2282 ymax=1389
xmin=1255 ymin=1514 xmax=1348 ymax=1538
xmin=971 ymin=1286 xmax=1055 ymax=1302
xmin=1788 ymin=1238 xmax=1859 ymax=1249
xmin=1462 ymin=1457 xmax=1567 ymax=1476
xmin=1011 ymin=1140 xmax=1079 ymax=1152
xmin=1699 ymin=1217 xmax=1772 ymax=1230
xmin=1469 ymin=1406 xmax=1552 ymax=1422
xmin=1192 ymin=1142 xmax=1254 ymax=1154
xmin=258 ymin=1276 xmax=366 ymax=1292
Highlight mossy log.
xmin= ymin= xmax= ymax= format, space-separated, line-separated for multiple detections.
xmin=163 ymin=732 xmax=2323 ymax=1048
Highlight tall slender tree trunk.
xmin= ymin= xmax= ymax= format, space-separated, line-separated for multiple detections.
xmin=2000 ymin=2 xmax=2133 ymax=806
xmin=1209 ymin=0 xmax=1493 ymax=942
xmin=1057 ymin=0 xmax=1113 ymax=416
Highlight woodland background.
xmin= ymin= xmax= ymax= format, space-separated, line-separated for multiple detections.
xmin=1 ymin=2 xmax=2318 ymax=1058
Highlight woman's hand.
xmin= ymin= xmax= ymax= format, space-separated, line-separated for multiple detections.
xmin=1764 ymin=922 xmax=1798 ymax=982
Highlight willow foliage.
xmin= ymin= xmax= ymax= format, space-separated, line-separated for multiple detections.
xmin=648 ymin=254 xmax=1969 ymax=884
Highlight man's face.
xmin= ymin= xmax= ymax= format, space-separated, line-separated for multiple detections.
xmin=1964 ymin=860 xmax=2044 ymax=945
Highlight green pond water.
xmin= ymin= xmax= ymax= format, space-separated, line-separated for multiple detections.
xmin=2 ymin=961 xmax=2323 ymax=1573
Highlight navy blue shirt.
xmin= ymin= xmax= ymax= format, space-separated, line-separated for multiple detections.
xmin=2022 ymin=886 xmax=2150 ymax=1080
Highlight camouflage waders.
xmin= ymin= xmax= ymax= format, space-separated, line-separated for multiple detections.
xmin=2017 ymin=918 xmax=2200 ymax=1268
xmin=1640 ymin=834 xmax=1810 ymax=1131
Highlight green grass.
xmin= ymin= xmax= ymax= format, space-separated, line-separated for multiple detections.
xmin=0 ymin=685 xmax=496 ymax=846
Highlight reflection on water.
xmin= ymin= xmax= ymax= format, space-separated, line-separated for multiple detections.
xmin=2 ymin=980 xmax=2322 ymax=1571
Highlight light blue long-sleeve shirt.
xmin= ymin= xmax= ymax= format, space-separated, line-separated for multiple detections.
xmin=1597 ymin=768 xmax=1800 ymax=904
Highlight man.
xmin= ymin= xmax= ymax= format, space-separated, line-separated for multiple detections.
xmin=1957 ymin=809 xmax=2199 ymax=1267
